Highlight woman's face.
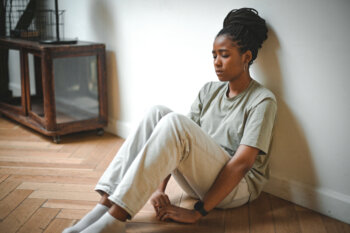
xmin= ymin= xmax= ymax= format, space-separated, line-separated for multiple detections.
xmin=212 ymin=35 xmax=250 ymax=82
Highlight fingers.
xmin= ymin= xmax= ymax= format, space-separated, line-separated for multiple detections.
xmin=157 ymin=205 xmax=179 ymax=221
xmin=156 ymin=205 xmax=200 ymax=224
xmin=152 ymin=194 xmax=170 ymax=209
xmin=161 ymin=213 xmax=171 ymax=222
xmin=159 ymin=210 xmax=179 ymax=222
xmin=164 ymin=195 xmax=171 ymax=205
xmin=156 ymin=207 xmax=164 ymax=220
xmin=153 ymin=204 xmax=159 ymax=215
xmin=150 ymin=192 xmax=172 ymax=218
xmin=157 ymin=206 xmax=172 ymax=221
xmin=159 ymin=194 xmax=170 ymax=207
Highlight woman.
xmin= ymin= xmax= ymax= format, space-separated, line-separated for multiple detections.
xmin=63 ymin=7 xmax=277 ymax=233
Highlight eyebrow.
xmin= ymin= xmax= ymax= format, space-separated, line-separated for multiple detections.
xmin=212 ymin=49 xmax=229 ymax=53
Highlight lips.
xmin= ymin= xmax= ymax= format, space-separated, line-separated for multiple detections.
xmin=215 ymin=70 xmax=224 ymax=75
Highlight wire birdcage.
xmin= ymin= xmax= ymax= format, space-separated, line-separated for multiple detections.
xmin=5 ymin=0 xmax=65 ymax=41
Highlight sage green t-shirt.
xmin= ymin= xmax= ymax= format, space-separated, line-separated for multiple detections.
xmin=187 ymin=79 xmax=277 ymax=201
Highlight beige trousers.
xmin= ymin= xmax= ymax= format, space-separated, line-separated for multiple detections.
xmin=95 ymin=105 xmax=250 ymax=217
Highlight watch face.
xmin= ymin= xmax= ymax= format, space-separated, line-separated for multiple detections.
xmin=195 ymin=201 xmax=203 ymax=209
xmin=194 ymin=201 xmax=208 ymax=216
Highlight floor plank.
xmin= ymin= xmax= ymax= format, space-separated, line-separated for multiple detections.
xmin=269 ymin=194 xmax=301 ymax=233
xmin=0 ymin=140 xmax=63 ymax=150
xmin=0 ymin=149 xmax=72 ymax=158
xmin=17 ymin=182 xmax=95 ymax=192
xmin=0 ymin=118 xmax=17 ymax=129
xmin=28 ymin=190 xmax=100 ymax=201
xmin=198 ymin=208 xmax=226 ymax=233
xmin=0 ymin=174 xmax=9 ymax=183
xmin=17 ymin=207 xmax=60 ymax=233
xmin=0 ymin=155 xmax=83 ymax=164
xmin=9 ymin=174 xmax=99 ymax=185
xmin=57 ymin=209 xmax=90 ymax=219
xmin=0 ymin=189 xmax=33 ymax=220
xmin=69 ymin=143 xmax=97 ymax=159
xmin=0 ymin=178 xmax=22 ymax=200
xmin=80 ymin=135 xmax=118 ymax=167
xmin=43 ymin=199 xmax=97 ymax=210
xmin=249 ymin=192 xmax=275 ymax=233
xmin=0 ymin=131 xmax=42 ymax=141
xmin=224 ymin=204 xmax=249 ymax=233
xmin=0 ymin=167 xmax=101 ymax=178
xmin=322 ymin=215 xmax=350 ymax=233
xmin=127 ymin=222 xmax=216 ymax=233
xmin=0 ymin=198 xmax=45 ymax=233
xmin=0 ymin=161 xmax=95 ymax=170
xmin=295 ymin=205 xmax=327 ymax=233
xmin=57 ymin=143 xmax=81 ymax=153
xmin=43 ymin=218 xmax=76 ymax=233
xmin=95 ymin=140 xmax=123 ymax=171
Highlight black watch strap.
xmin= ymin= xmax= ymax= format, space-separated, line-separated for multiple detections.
xmin=194 ymin=200 xmax=208 ymax=216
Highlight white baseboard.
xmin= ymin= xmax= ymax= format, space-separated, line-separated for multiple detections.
xmin=263 ymin=175 xmax=350 ymax=224
xmin=105 ymin=118 xmax=131 ymax=139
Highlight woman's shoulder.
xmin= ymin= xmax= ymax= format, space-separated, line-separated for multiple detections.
xmin=196 ymin=81 xmax=227 ymax=104
xmin=249 ymin=80 xmax=277 ymax=106
xmin=199 ymin=81 xmax=227 ymax=95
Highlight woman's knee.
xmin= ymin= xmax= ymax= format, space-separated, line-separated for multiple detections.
xmin=162 ymin=112 xmax=189 ymax=125
xmin=158 ymin=113 xmax=193 ymax=134
xmin=147 ymin=105 xmax=173 ymax=118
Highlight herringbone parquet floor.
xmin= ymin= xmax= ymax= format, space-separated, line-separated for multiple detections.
xmin=0 ymin=116 xmax=349 ymax=233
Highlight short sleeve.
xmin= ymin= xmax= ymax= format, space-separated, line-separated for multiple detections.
xmin=240 ymin=99 xmax=277 ymax=154
xmin=187 ymin=82 xmax=211 ymax=126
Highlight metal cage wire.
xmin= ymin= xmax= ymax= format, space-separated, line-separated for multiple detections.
xmin=4 ymin=0 xmax=65 ymax=40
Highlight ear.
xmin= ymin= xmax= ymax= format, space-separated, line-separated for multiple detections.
xmin=242 ymin=50 xmax=252 ymax=64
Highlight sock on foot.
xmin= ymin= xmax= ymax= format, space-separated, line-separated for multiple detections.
xmin=80 ymin=212 xmax=126 ymax=233
xmin=62 ymin=203 xmax=109 ymax=233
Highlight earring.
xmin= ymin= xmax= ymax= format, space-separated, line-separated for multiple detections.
xmin=244 ymin=63 xmax=248 ymax=72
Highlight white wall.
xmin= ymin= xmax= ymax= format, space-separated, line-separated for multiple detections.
xmin=60 ymin=0 xmax=350 ymax=223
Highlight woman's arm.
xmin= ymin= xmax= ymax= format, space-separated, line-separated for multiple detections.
xmin=157 ymin=174 xmax=171 ymax=192
xmin=158 ymin=145 xmax=259 ymax=223
xmin=201 ymin=144 xmax=259 ymax=212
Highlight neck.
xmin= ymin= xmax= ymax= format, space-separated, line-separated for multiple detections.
xmin=227 ymin=72 xmax=252 ymax=98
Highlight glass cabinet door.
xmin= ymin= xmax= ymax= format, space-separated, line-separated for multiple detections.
xmin=53 ymin=55 xmax=99 ymax=124
xmin=0 ymin=49 xmax=25 ymax=114
xmin=28 ymin=53 xmax=45 ymax=118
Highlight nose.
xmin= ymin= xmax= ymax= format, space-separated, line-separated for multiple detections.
xmin=214 ymin=56 xmax=222 ymax=67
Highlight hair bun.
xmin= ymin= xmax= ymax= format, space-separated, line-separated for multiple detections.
xmin=223 ymin=8 xmax=267 ymax=46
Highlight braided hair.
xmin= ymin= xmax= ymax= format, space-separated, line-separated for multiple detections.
xmin=217 ymin=8 xmax=268 ymax=66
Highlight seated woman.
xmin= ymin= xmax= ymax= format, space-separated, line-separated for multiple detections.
xmin=63 ymin=7 xmax=277 ymax=233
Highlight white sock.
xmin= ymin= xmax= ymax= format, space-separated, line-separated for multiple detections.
xmin=62 ymin=204 xmax=109 ymax=233
xmin=80 ymin=212 xmax=126 ymax=233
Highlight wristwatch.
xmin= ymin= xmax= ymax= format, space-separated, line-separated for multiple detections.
xmin=194 ymin=200 xmax=208 ymax=216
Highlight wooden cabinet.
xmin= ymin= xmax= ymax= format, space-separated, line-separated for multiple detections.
xmin=0 ymin=38 xmax=108 ymax=142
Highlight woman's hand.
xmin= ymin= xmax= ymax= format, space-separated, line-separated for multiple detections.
xmin=150 ymin=190 xmax=171 ymax=214
xmin=157 ymin=205 xmax=202 ymax=224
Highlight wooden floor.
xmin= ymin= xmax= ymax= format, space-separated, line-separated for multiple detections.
xmin=0 ymin=117 xmax=349 ymax=233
